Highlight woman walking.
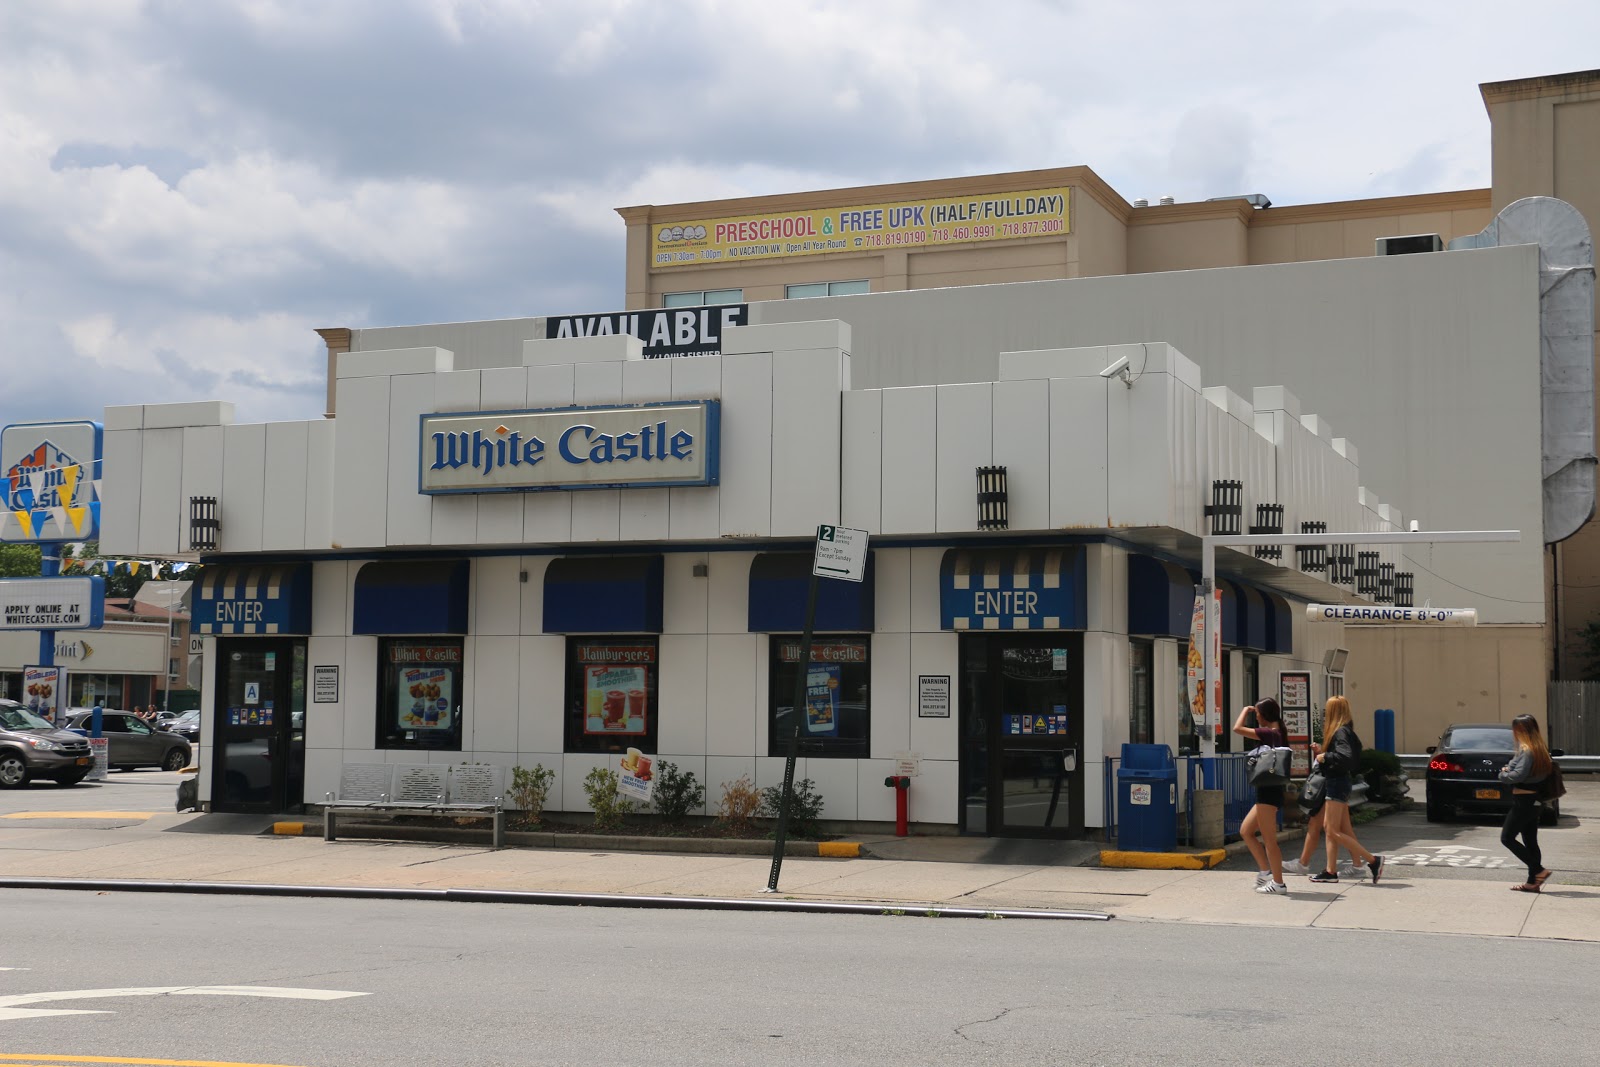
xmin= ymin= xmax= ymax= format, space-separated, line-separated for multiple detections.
xmin=1234 ymin=698 xmax=1290 ymax=895
xmin=1500 ymin=714 xmax=1554 ymax=893
xmin=1310 ymin=696 xmax=1383 ymax=885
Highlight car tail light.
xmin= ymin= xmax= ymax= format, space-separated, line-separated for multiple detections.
xmin=1429 ymin=757 xmax=1464 ymax=772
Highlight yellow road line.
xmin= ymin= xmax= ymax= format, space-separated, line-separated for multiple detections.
xmin=0 ymin=1055 xmax=314 ymax=1067
xmin=0 ymin=812 xmax=154 ymax=820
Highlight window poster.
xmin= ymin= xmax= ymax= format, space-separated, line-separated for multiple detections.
xmin=805 ymin=664 xmax=841 ymax=736
xmin=399 ymin=666 xmax=454 ymax=732
xmin=578 ymin=644 xmax=655 ymax=737
xmin=24 ymin=665 xmax=60 ymax=723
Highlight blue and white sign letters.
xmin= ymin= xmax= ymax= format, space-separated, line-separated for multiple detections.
xmin=419 ymin=401 xmax=720 ymax=494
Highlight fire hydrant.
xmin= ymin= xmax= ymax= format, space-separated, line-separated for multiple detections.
xmin=883 ymin=775 xmax=911 ymax=836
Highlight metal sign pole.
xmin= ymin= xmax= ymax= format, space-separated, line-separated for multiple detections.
xmin=766 ymin=570 xmax=819 ymax=893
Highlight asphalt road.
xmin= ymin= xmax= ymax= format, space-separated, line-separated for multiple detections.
xmin=3 ymin=888 xmax=1597 ymax=1067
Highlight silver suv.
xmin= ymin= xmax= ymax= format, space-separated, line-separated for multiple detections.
xmin=0 ymin=699 xmax=94 ymax=788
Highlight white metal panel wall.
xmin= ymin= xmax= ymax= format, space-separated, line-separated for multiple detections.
xmin=840 ymin=390 xmax=883 ymax=533
xmin=718 ymin=352 xmax=773 ymax=538
xmin=304 ymin=419 xmax=335 ymax=550
xmin=880 ymin=386 xmax=936 ymax=534
xmin=261 ymin=422 xmax=309 ymax=551
xmin=907 ymin=631 xmax=959 ymax=760
xmin=219 ymin=424 xmax=266 ymax=553
xmin=523 ymin=364 xmax=575 ymax=543
xmin=332 ymin=374 xmax=391 ymax=549
xmin=178 ymin=425 xmax=224 ymax=557
xmin=771 ymin=349 xmax=846 ymax=536
xmin=570 ymin=360 xmax=625 ymax=542
xmin=136 ymin=429 xmax=182 ymax=556
xmin=1108 ymin=373 xmax=1180 ymax=528
xmin=934 ymin=383 xmax=992 ymax=533
xmin=385 ymin=373 xmax=435 ymax=547
xmin=476 ymin=367 xmax=528 ymax=546
xmin=992 ymin=379 xmax=1049 ymax=531
xmin=620 ymin=358 xmax=674 ymax=542
xmin=668 ymin=354 xmax=722 ymax=540
xmin=870 ymin=631 xmax=911 ymax=758
xmin=429 ymin=370 xmax=481 ymax=547
xmin=1050 ymin=377 xmax=1108 ymax=527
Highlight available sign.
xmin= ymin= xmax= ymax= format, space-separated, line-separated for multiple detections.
xmin=0 ymin=576 xmax=105 ymax=630
xmin=420 ymin=401 xmax=720 ymax=494
xmin=543 ymin=305 xmax=748 ymax=359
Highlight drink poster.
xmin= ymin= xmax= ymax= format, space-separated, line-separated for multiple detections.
xmin=585 ymin=666 xmax=649 ymax=736
xmin=24 ymin=665 xmax=60 ymax=723
xmin=805 ymin=664 xmax=840 ymax=736
xmin=399 ymin=666 xmax=453 ymax=731
xmin=1186 ymin=594 xmax=1206 ymax=732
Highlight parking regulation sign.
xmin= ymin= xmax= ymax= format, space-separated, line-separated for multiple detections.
xmin=813 ymin=525 xmax=868 ymax=583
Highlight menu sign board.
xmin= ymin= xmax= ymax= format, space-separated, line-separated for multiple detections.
xmin=1279 ymin=670 xmax=1313 ymax=776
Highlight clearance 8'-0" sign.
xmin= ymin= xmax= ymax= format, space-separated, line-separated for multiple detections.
xmin=652 ymin=186 xmax=1071 ymax=267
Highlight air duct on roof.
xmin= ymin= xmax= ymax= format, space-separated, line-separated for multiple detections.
xmin=1158 ymin=195 xmax=1175 ymax=206
xmin=1450 ymin=197 xmax=1597 ymax=543
xmin=1205 ymin=193 xmax=1273 ymax=209
xmin=1132 ymin=198 xmax=1149 ymax=208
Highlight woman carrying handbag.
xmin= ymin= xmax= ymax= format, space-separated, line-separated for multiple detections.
xmin=1500 ymin=714 xmax=1555 ymax=893
xmin=1234 ymin=698 xmax=1291 ymax=895
xmin=1311 ymin=696 xmax=1383 ymax=885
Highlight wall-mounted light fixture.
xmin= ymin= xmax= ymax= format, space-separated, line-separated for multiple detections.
xmin=1205 ymin=480 xmax=1243 ymax=536
xmin=692 ymin=562 xmax=710 ymax=578
xmin=1377 ymin=563 xmax=1396 ymax=603
xmin=1297 ymin=521 xmax=1328 ymax=572
xmin=1250 ymin=503 xmax=1284 ymax=560
xmin=1395 ymin=571 xmax=1415 ymax=607
xmin=1330 ymin=544 xmax=1355 ymax=585
xmin=188 ymin=496 xmax=219 ymax=552
xmin=976 ymin=466 xmax=1009 ymax=530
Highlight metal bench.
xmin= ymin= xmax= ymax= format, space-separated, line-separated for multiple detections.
xmin=323 ymin=763 xmax=506 ymax=848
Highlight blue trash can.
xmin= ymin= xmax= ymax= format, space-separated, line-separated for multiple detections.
xmin=1117 ymin=743 xmax=1178 ymax=851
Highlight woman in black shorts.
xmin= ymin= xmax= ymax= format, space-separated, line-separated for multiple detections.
xmin=1233 ymin=697 xmax=1290 ymax=895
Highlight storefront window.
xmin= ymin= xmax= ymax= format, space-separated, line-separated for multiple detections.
xmin=565 ymin=638 xmax=659 ymax=755
xmin=1129 ymin=639 xmax=1153 ymax=745
xmin=375 ymin=638 xmax=464 ymax=751
xmin=768 ymin=636 xmax=870 ymax=758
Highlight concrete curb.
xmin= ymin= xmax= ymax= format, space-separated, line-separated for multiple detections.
xmin=1102 ymin=800 xmax=1412 ymax=869
xmin=0 ymin=876 xmax=1109 ymax=921
xmin=311 ymin=818 xmax=860 ymax=857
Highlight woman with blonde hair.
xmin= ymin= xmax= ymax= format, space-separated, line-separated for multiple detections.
xmin=1309 ymin=696 xmax=1383 ymax=885
xmin=1500 ymin=714 xmax=1554 ymax=892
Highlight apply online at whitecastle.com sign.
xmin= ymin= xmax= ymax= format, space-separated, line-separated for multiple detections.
xmin=418 ymin=401 xmax=720 ymax=494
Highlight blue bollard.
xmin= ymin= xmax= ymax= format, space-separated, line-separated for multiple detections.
xmin=1373 ymin=708 xmax=1395 ymax=753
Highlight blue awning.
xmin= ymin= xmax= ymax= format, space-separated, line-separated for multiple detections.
xmin=193 ymin=564 xmax=311 ymax=636
xmin=1262 ymin=591 xmax=1294 ymax=654
xmin=1127 ymin=556 xmax=1193 ymax=637
xmin=940 ymin=547 xmax=1086 ymax=631
xmin=748 ymin=552 xmax=875 ymax=633
xmin=1238 ymin=583 xmax=1268 ymax=651
xmin=353 ymin=560 xmax=470 ymax=635
xmin=543 ymin=555 xmax=663 ymax=634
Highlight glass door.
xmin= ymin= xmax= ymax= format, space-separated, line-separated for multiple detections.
xmin=211 ymin=638 xmax=306 ymax=814
xmin=960 ymin=633 xmax=1085 ymax=838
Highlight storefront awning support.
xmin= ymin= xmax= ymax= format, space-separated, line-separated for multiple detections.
xmin=1198 ymin=529 xmax=1521 ymax=757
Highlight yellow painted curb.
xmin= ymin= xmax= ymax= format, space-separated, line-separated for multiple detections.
xmin=817 ymin=841 xmax=861 ymax=858
xmin=1 ymin=811 xmax=153 ymax=820
xmin=271 ymin=821 xmax=307 ymax=836
xmin=1099 ymin=849 xmax=1226 ymax=870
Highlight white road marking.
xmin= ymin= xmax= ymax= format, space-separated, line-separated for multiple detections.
xmin=0 ymin=984 xmax=369 ymax=1022
xmin=1431 ymin=845 xmax=1488 ymax=854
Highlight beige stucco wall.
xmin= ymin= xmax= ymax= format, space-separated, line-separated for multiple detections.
xmin=1248 ymin=193 xmax=1492 ymax=264
xmin=1344 ymin=625 xmax=1546 ymax=752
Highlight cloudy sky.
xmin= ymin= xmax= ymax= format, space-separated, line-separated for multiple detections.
xmin=3 ymin=0 xmax=1597 ymax=427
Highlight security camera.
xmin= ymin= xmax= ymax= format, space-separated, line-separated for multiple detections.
xmin=1099 ymin=355 xmax=1130 ymax=378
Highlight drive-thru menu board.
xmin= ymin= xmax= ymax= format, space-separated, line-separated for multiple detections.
xmin=1279 ymin=670 xmax=1313 ymax=775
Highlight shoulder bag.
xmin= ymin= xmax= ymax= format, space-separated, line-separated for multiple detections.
xmin=1298 ymin=768 xmax=1328 ymax=814
xmin=1247 ymin=745 xmax=1293 ymax=787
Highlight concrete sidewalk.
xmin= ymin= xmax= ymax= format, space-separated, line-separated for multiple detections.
xmin=0 ymin=810 xmax=1596 ymax=940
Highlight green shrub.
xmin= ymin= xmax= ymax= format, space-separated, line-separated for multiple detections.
xmin=509 ymin=764 xmax=555 ymax=826
xmin=1358 ymin=748 xmax=1407 ymax=803
xmin=759 ymin=777 xmax=825 ymax=839
xmin=583 ymin=766 xmax=636 ymax=832
xmin=650 ymin=760 xmax=704 ymax=823
xmin=715 ymin=774 xmax=762 ymax=836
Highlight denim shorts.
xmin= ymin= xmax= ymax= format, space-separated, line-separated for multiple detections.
xmin=1325 ymin=775 xmax=1353 ymax=803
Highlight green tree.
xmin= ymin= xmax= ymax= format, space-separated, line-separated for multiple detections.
xmin=67 ymin=541 xmax=157 ymax=599
xmin=0 ymin=544 xmax=42 ymax=577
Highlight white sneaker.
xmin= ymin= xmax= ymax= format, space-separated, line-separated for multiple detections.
xmin=1338 ymin=861 xmax=1362 ymax=877
xmin=1256 ymin=881 xmax=1289 ymax=895
xmin=1282 ymin=858 xmax=1310 ymax=876
xmin=1255 ymin=871 xmax=1271 ymax=886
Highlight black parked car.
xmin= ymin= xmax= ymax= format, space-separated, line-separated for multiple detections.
xmin=1425 ymin=722 xmax=1561 ymax=826
xmin=166 ymin=710 xmax=201 ymax=743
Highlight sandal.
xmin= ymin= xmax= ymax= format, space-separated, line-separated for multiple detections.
xmin=1533 ymin=869 xmax=1553 ymax=887
xmin=1510 ymin=883 xmax=1541 ymax=893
